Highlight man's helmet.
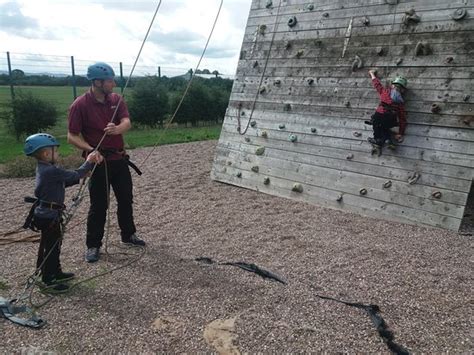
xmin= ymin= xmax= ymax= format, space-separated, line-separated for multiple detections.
xmin=392 ymin=76 xmax=408 ymax=89
xmin=24 ymin=133 xmax=60 ymax=156
xmin=86 ymin=62 xmax=115 ymax=81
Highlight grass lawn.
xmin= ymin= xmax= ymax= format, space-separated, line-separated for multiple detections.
xmin=0 ymin=86 xmax=222 ymax=163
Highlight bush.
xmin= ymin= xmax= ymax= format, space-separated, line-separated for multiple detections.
xmin=1 ymin=91 xmax=58 ymax=140
xmin=128 ymin=77 xmax=169 ymax=127
xmin=171 ymin=81 xmax=213 ymax=126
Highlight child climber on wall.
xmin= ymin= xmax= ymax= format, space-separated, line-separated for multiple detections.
xmin=366 ymin=70 xmax=408 ymax=154
xmin=23 ymin=133 xmax=102 ymax=292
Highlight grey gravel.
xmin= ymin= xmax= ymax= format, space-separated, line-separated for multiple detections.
xmin=0 ymin=140 xmax=472 ymax=353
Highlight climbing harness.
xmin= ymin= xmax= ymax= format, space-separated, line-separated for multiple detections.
xmin=0 ymin=297 xmax=45 ymax=329
xmin=237 ymin=0 xmax=283 ymax=136
xmin=139 ymin=0 xmax=224 ymax=167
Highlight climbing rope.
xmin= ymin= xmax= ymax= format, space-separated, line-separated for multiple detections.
xmin=139 ymin=0 xmax=224 ymax=167
xmin=237 ymin=0 xmax=283 ymax=135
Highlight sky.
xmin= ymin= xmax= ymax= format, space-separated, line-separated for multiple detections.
xmin=0 ymin=0 xmax=253 ymax=78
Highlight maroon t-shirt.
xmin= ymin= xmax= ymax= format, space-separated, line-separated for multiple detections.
xmin=68 ymin=89 xmax=130 ymax=160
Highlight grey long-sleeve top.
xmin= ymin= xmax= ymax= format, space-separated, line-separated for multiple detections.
xmin=34 ymin=160 xmax=94 ymax=220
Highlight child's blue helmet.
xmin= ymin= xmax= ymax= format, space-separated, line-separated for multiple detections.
xmin=24 ymin=133 xmax=60 ymax=156
xmin=86 ymin=62 xmax=115 ymax=81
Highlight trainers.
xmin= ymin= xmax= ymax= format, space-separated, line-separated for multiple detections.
xmin=40 ymin=278 xmax=70 ymax=293
xmin=85 ymin=247 xmax=100 ymax=263
xmin=367 ymin=137 xmax=380 ymax=146
xmin=55 ymin=271 xmax=75 ymax=282
xmin=122 ymin=234 xmax=146 ymax=246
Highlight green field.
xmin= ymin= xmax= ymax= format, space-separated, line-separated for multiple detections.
xmin=0 ymin=86 xmax=222 ymax=163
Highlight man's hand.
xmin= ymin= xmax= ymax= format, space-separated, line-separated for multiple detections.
xmin=86 ymin=151 xmax=104 ymax=164
xmin=368 ymin=69 xmax=377 ymax=79
xmin=394 ymin=134 xmax=404 ymax=143
xmin=104 ymin=123 xmax=119 ymax=135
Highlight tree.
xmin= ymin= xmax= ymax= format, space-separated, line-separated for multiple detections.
xmin=128 ymin=77 xmax=169 ymax=127
xmin=170 ymin=80 xmax=213 ymax=126
xmin=1 ymin=91 xmax=58 ymax=140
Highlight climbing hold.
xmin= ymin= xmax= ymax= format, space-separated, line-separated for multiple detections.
xmin=314 ymin=39 xmax=322 ymax=47
xmin=284 ymin=41 xmax=292 ymax=50
xmin=251 ymin=166 xmax=259 ymax=173
xmin=334 ymin=88 xmax=338 ymax=93
xmin=239 ymin=51 xmax=246 ymax=60
xmin=292 ymin=183 xmax=303 ymax=193
xmin=353 ymin=131 xmax=362 ymax=137
xmin=274 ymin=79 xmax=281 ymax=86
xmin=253 ymin=60 xmax=259 ymax=68
xmin=383 ymin=180 xmax=392 ymax=188
xmin=396 ymin=58 xmax=403 ymax=66
xmin=359 ymin=188 xmax=368 ymax=196
xmin=259 ymin=86 xmax=267 ymax=94
xmin=431 ymin=103 xmax=441 ymax=114
xmin=306 ymin=4 xmax=314 ymax=11
xmin=284 ymin=103 xmax=292 ymax=111
xmin=289 ymin=134 xmax=297 ymax=142
xmin=227 ymin=161 xmax=232 ymax=166
xmin=296 ymin=50 xmax=304 ymax=58
xmin=250 ymin=120 xmax=257 ymax=127
xmin=415 ymin=42 xmax=431 ymax=56
xmin=407 ymin=172 xmax=420 ymax=185
xmin=345 ymin=100 xmax=351 ymax=107
xmin=336 ymin=194 xmax=343 ymax=202
xmin=307 ymin=78 xmax=314 ymax=85
xmin=258 ymin=24 xmax=267 ymax=35
xmin=255 ymin=146 xmax=265 ymax=155
xmin=432 ymin=191 xmax=442 ymax=199
xmin=311 ymin=127 xmax=317 ymax=133
xmin=265 ymin=0 xmax=272 ymax=8
xmin=351 ymin=55 xmax=363 ymax=71
xmin=241 ymin=111 xmax=245 ymax=116
xmin=260 ymin=131 xmax=268 ymax=139
xmin=386 ymin=0 xmax=398 ymax=4
xmin=278 ymin=123 xmax=286 ymax=129
xmin=452 ymin=8 xmax=467 ymax=21
xmin=362 ymin=16 xmax=370 ymax=26
xmin=245 ymin=137 xmax=251 ymax=142
xmin=236 ymin=172 xmax=242 ymax=178
xmin=322 ymin=12 xmax=329 ymax=18
xmin=463 ymin=95 xmax=471 ymax=102
xmin=263 ymin=177 xmax=270 ymax=185
xmin=375 ymin=46 xmax=384 ymax=56
xmin=288 ymin=16 xmax=297 ymax=27
xmin=346 ymin=153 xmax=354 ymax=160
xmin=445 ymin=56 xmax=454 ymax=64
xmin=403 ymin=9 xmax=421 ymax=25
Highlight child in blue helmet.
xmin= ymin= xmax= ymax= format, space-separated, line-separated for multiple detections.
xmin=24 ymin=133 xmax=102 ymax=292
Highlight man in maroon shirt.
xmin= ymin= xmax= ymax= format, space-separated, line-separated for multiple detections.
xmin=367 ymin=69 xmax=408 ymax=151
xmin=67 ymin=62 xmax=145 ymax=263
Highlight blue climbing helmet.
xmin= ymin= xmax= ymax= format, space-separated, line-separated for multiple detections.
xmin=24 ymin=133 xmax=60 ymax=156
xmin=86 ymin=62 xmax=115 ymax=81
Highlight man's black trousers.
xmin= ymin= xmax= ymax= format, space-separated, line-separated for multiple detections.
xmin=86 ymin=159 xmax=136 ymax=248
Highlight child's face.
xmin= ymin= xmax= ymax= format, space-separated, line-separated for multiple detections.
xmin=39 ymin=146 xmax=59 ymax=163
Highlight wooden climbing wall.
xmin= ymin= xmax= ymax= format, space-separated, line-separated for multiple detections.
xmin=211 ymin=0 xmax=474 ymax=231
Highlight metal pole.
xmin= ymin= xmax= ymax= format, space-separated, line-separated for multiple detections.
xmin=6 ymin=51 xmax=15 ymax=100
xmin=119 ymin=62 xmax=124 ymax=93
xmin=158 ymin=66 xmax=161 ymax=78
xmin=71 ymin=56 xmax=77 ymax=100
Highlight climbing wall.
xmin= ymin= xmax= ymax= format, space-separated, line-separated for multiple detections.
xmin=211 ymin=0 xmax=474 ymax=231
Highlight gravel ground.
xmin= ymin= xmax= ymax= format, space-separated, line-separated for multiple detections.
xmin=0 ymin=140 xmax=472 ymax=353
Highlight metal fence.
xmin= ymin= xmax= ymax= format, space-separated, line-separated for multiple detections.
xmin=1 ymin=51 xmax=233 ymax=102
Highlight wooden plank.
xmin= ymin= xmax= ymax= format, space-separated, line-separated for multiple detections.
xmin=214 ymin=141 xmax=470 ymax=205
xmin=211 ymin=165 xmax=462 ymax=231
xmin=233 ymin=82 xmax=471 ymax=104
xmin=214 ymin=147 xmax=466 ymax=218
xmin=228 ymin=100 xmax=473 ymax=129
xmin=219 ymin=126 xmax=474 ymax=191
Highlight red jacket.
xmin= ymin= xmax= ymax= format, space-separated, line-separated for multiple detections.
xmin=372 ymin=78 xmax=407 ymax=135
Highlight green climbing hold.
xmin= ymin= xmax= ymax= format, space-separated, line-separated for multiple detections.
xmin=255 ymin=146 xmax=265 ymax=155
xmin=261 ymin=130 xmax=268 ymax=138
xmin=289 ymin=134 xmax=297 ymax=142
xmin=236 ymin=172 xmax=242 ymax=178
xmin=250 ymin=120 xmax=257 ymax=127
xmin=263 ymin=177 xmax=270 ymax=185
xmin=292 ymin=183 xmax=303 ymax=193
xmin=251 ymin=166 xmax=259 ymax=173
xmin=278 ymin=124 xmax=286 ymax=129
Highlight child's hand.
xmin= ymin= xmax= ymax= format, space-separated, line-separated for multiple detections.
xmin=394 ymin=134 xmax=404 ymax=143
xmin=86 ymin=151 xmax=103 ymax=164
xmin=368 ymin=69 xmax=377 ymax=79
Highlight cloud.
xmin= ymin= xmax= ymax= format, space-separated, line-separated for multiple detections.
xmin=0 ymin=1 xmax=38 ymax=32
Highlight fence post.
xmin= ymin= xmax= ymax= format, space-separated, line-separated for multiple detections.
xmin=6 ymin=51 xmax=15 ymax=100
xmin=119 ymin=62 xmax=124 ymax=93
xmin=158 ymin=66 xmax=161 ymax=78
xmin=70 ymin=56 xmax=77 ymax=100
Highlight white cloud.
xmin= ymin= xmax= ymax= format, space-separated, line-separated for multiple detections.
xmin=0 ymin=0 xmax=252 ymax=77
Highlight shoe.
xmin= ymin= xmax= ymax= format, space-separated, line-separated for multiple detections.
xmin=55 ymin=271 xmax=75 ymax=282
xmin=85 ymin=247 xmax=100 ymax=263
xmin=364 ymin=119 xmax=373 ymax=125
xmin=367 ymin=137 xmax=380 ymax=146
xmin=122 ymin=234 xmax=146 ymax=246
xmin=40 ymin=278 xmax=70 ymax=293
